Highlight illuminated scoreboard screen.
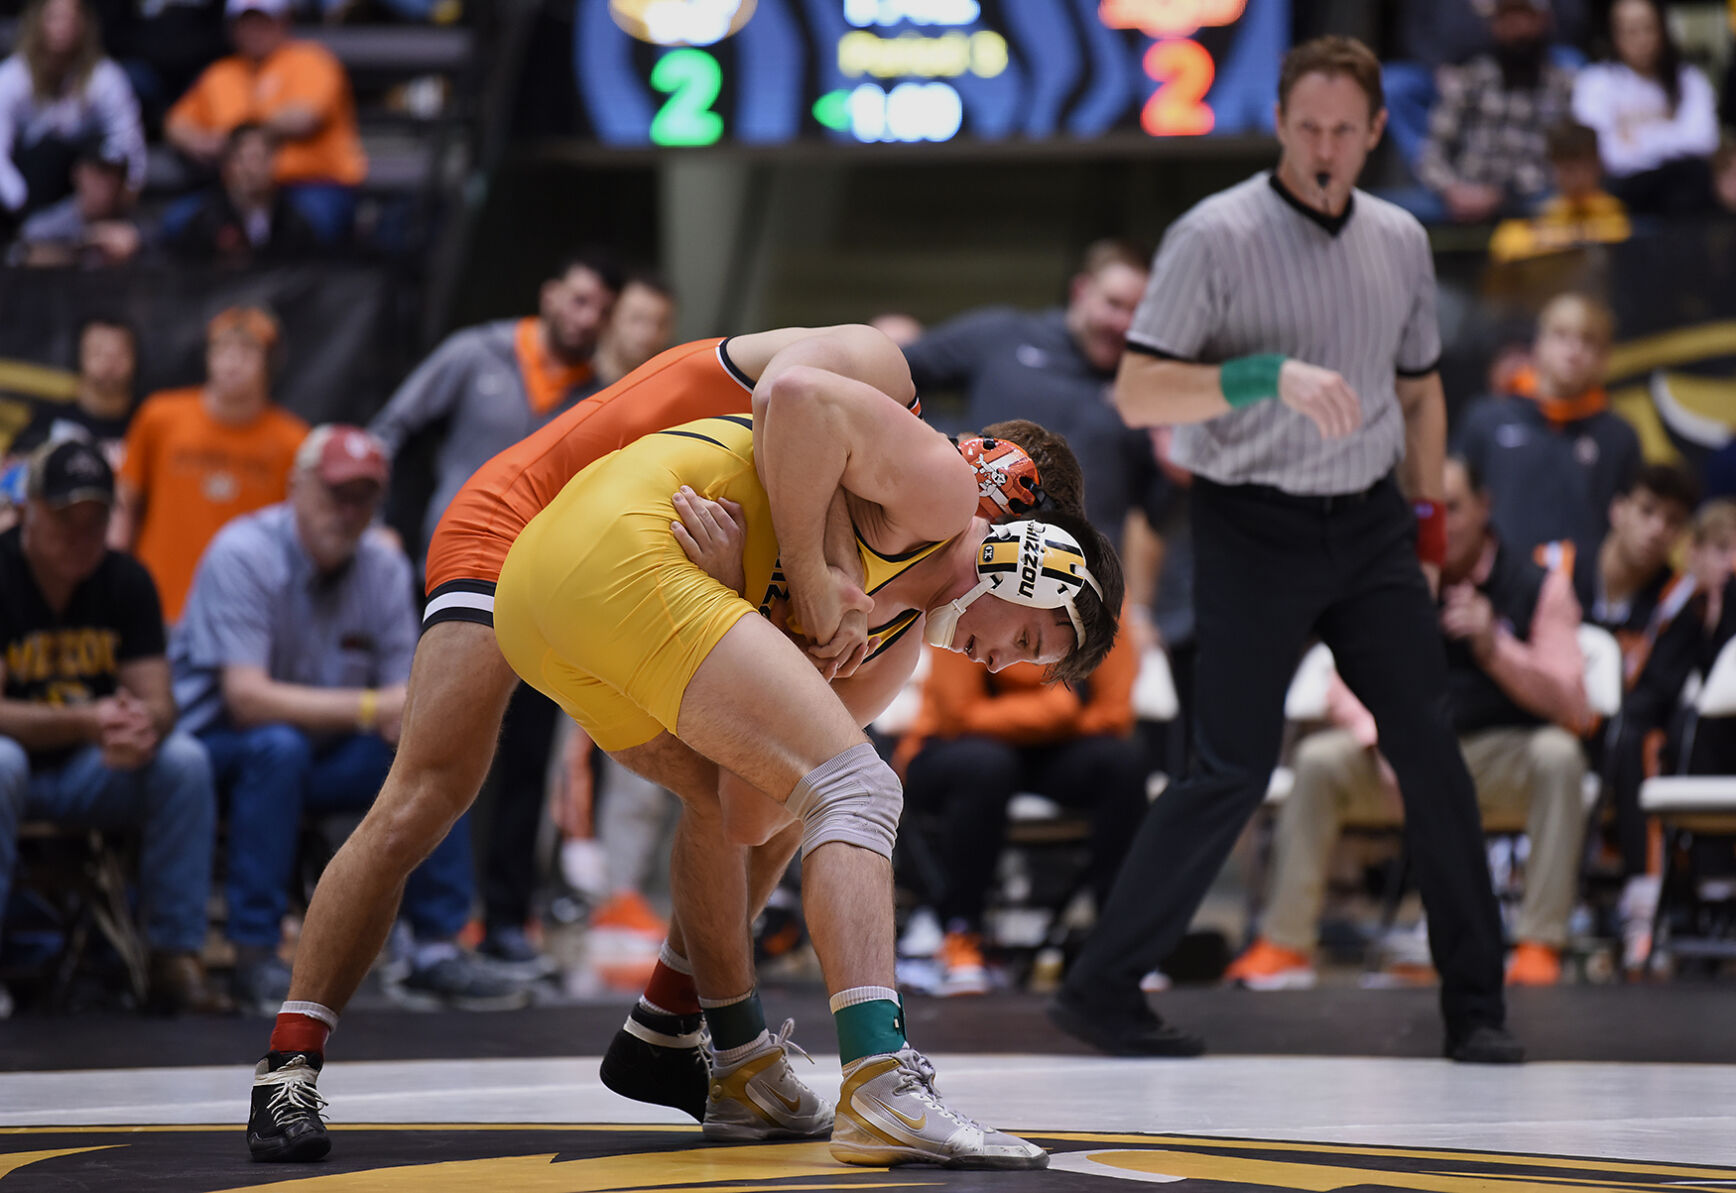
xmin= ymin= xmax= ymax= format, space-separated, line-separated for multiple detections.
xmin=574 ymin=0 xmax=1289 ymax=149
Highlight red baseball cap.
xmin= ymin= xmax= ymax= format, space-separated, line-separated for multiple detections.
xmin=296 ymin=425 xmax=389 ymax=487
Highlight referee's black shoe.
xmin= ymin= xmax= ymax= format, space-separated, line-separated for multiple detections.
xmin=600 ymin=1004 xmax=709 ymax=1122
xmin=1046 ymin=991 xmax=1206 ymax=1057
xmin=248 ymin=1051 xmax=330 ymax=1162
xmin=1445 ymin=1024 xmax=1526 ymax=1065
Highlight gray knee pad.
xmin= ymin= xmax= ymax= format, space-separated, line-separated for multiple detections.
xmin=784 ymin=742 xmax=903 ymax=860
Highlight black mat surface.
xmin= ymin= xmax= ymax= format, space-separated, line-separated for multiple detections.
xmin=5 ymin=983 xmax=1733 ymax=1072
xmin=5 ymin=1126 xmax=1732 ymax=1192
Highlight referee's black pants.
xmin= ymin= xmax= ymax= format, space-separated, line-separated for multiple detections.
xmin=1061 ymin=475 xmax=1508 ymax=1037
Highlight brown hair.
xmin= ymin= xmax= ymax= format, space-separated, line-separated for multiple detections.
xmin=1032 ymin=506 xmax=1125 ymax=687
xmin=1278 ymin=35 xmax=1384 ymax=116
xmin=1076 ymin=238 xmax=1151 ymax=281
xmin=1538 ymin=292 xmax=1615 ymax=348
xmin=17 ymin=0 xmax=102 ymax=102
xmin=1693 ymin=499 xmax=1736 ymax=547
xmin=979 ymin=418 xmax=1086 ymax=516
xmin=1545 ymin=120 xmax=1601 ymax=164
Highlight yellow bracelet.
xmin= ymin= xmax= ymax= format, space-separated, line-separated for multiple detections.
xmin=358 ymin=688 xmax=379 ymax=731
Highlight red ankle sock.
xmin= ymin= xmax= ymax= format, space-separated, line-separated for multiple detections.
xmin=644 ymin=959 xmax=700 ymax=1016
xmin=270 ymin=1011 xmax=331 ymax=1056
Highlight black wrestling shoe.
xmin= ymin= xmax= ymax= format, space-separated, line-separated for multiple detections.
xmin=247 ymin=1051 xmax=330 ymax=1162
xmin=599 ymin=1004 xmax=709 ymax=1122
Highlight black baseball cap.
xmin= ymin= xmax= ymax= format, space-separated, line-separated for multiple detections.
xmin=28 ymin=439 xmax=115 ymax=507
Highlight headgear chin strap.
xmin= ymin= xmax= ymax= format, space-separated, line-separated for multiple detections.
xmin=958 ymin=436 xmax=1042 ymax=520
xmin=924 ymin=519 xmax=1105 ymax=652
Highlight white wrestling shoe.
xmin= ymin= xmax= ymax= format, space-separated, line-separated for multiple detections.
xmin=831 ymin=1047 xmax=1049 ymax=1170
xmin=701 ymin=1018 xmax=834 ymax=1141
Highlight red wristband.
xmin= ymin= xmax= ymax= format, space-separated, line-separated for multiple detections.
xmin=1414 ymin=499 xmax=1446 ymax=567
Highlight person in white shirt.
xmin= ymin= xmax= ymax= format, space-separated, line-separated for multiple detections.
xmin=1571 ymin=0 xmax=1718 ymax=215
xmin=0 ymin=0 xmax=145 ymax=222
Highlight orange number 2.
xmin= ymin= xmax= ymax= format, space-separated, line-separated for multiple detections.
xmin=1142 ymin=38 xmax=1215 ymax=136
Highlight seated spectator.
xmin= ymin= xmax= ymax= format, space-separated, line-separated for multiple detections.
xmin=1488 ymin=121 xmax=1632 ymax=263
xmin=1412 ymin=0 xmax=1577 ymax=225
xmin=0 ymin=440 xmax=226 ymax=1015
xmin=1602 ymin=499 xmax=1736 ymax=971
xmin=1456 ymin=292 xmax=1641 ymax=561
xmin=170 ymin=425 xmax=520 ymax=1012
xmin=5 ymin=314 xmax=137 ymax=470
xmin=592 ymin=269 xmax=676 ymax=387
xmin=162 ymin=122 xmax=320 ymax=264
xmin=1228 ymin=457 xmax=1590 ymax=989
xmin=114 ymin=307 xmax=308 ymax=622
xmin=8 ymin=138 xmax=140 ymax=266
xmin=86 ymin=0 xmax=227 ymax=135
xmin=165 ymin=0 xmax=366 ymax=245
xmin=1571 ymin=0 xmax=1718 ymax=216
xmin=896 ymin=623 xmax=1146 ymax=996
xmin=1559 ymin=464 xmax=1698 ymax=655
xmin=0 ymin=0 xmax=145 ymax=227
xmin=1382 ymin=0 xmax=1590 ymax=176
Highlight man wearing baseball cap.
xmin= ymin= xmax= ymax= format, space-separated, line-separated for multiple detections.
xmin=166 ymin=0 xmax=366 ymax=244
xmin=0 ymin=440 xmax=227 ymax=1017
xmin=171 ymin=426 xmax=514 ymax=1013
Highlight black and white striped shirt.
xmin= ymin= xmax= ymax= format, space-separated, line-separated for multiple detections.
xmin=1127 ymin=172 xmax=1441 ymax=496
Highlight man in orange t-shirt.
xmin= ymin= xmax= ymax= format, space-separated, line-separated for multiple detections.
xmin=165 ymin=0 xmax=366 ymax=244
xmin=115 ymin=308 xmax=308 ymax=622
xmin=896 ymin=614 xmax=1146 ymax=996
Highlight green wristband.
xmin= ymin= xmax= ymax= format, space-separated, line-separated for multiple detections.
xmin=1219 ymin=354 xmax=1287 ymax=409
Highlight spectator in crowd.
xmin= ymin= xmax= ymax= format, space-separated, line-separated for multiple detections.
xmin=1559 ymin=463 xmax=1698 ymax=668
xmin=900 ymin=239 xmax=1167 ymax=603
xmin=1228 ymin=456 xmax=1590 ymax=989
xmin=0 ymin=440 xmax=226 ymax=1016
xmin=593 ymin=270 xmax=677 ymax=386
xmin=1488 ymin=120 xmax=1632 ymax=263
xmin=1705 ymin=434 xmax=1736 ymax=500
xmin=85 ymin=0 xmax=227 ymax=134
xmin=1382 ymin=0 xmax=1591 ymax=174
xmin=114 ymin=306 xmax=307 ymax=622
xmin=1412 ymin=0 xmax=1578 ymax=225
xmin=1602 ymin=498 xmax=1736 ymax=971
xmin=1456 ymin=292 xmax=1641 ymax=561
xmin=8 ymin=137 xmax=140 ymax=266
xmin=6 ymin=315 xmax=137 ymax=470
xmin=1572 ymin=0 xmax=1719 ymax=216
xmin=170 ymin=425 xmax=519 ymax=1012
xmin=162 ymin=122 xmax=320 ymax=264
xmin=0 ymin=0 xmax=145 ymax=226
xmin=896 ymin=614 xmax=1146 ymax=996
xmin=367 ymin=252 xmax=616 ymax=973
xmin=165 ymin=0 xmax=367 ymax=245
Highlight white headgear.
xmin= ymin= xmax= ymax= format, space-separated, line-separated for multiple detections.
xmin=924 ymin=519 xmax=1105 ymax=653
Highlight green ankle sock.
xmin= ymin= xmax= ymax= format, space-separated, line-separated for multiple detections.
xmin=701 ymin=990 xmax=766 ymax=1052
xmin=833 ymin=997 xmax=907 ymax=1064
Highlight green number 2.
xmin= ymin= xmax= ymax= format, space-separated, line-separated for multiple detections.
xmin=650 ymin=49 xmax=723 ymax=147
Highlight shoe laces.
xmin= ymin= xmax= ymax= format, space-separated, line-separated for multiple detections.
xmin=260 ymin=1061 xmax=329 ymax=1123
xmin=892 ymin=1048 xmax=983 ymax=1133
xmin=769 ymin=1017 xmax=814 ymax=1065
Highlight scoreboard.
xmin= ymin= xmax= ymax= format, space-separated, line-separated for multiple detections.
xmin=574 ymin=0 xmax=1289 ymax=149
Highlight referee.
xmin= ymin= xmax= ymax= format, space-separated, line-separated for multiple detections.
xmin=1047 ymin=36 xmax=1523 ymax=1065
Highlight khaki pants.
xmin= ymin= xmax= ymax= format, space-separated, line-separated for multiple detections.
xmin=1262 ymin=725 xmax=1588 ymax=952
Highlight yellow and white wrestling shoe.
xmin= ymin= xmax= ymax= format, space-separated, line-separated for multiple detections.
xmin=701 ymin=1018 xmax=835 ymax=1141
xmin=831 ymin=1047 xmax=1049 ymax=1169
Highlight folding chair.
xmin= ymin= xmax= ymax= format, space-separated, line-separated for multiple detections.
xmin=14 ymin=823 xmax=150 ymax=1006
xmin=1639 ymin=636 xmax=1736 ymax=966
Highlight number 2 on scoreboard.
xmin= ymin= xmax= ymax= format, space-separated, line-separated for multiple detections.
xmin=650 ymin=48 xmax=724 ymax=147
xmin=1141 ymin=38 xmax=1214 ymax=137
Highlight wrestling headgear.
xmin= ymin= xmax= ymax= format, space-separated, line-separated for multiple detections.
xmin=924 ymin=519 xmax=1105 ymax=652
xmin=958 ymin=436 xmax=1042 ymax=519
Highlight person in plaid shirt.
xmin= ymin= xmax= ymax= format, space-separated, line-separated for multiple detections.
xmin=1415 ymin=0 xmax=1578 ymax=224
